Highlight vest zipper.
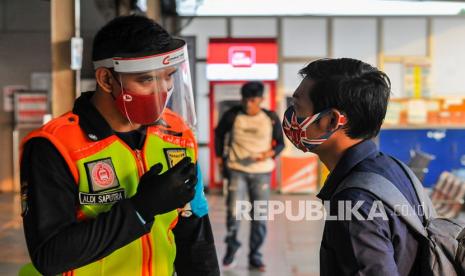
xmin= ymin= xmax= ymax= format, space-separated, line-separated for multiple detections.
xmin=134 ymin=149 xmax=147 ymax=175
xmin=133 ymin=149 xmax=153 ymax=276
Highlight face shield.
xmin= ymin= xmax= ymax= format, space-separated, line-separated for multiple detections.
xmin=93 ymin=40 xmax=197 ymax=131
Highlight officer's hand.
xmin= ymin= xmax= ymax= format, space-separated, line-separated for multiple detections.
xmin=130 ymin=157 xmax=197 ymax=222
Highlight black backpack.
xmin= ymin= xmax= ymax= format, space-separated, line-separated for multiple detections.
xmin=334 ymin=157 xmax=465 ymax=276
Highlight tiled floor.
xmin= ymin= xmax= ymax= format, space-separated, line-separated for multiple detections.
xmin=210 ymin=193 xmax=323 ymax=276
xmin=0 ymin=193 xmax=29 ymax=276
xmin=0 ymin=192 xmax=324 ymax=276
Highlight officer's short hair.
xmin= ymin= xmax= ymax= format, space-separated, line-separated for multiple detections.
xmin=92 ymin=15 xmax=173 ymax=62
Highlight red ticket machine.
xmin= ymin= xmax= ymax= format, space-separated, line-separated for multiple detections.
xmin=207 ymin=38 xmax=278 ymax=189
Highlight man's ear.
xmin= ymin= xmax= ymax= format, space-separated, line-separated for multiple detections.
xmin=95 ymin=68 xmax=114 ymax=93
xmin=327 ymin=109 xmax=346 ymax=132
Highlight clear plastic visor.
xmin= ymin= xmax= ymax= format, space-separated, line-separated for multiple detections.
xmin=115 ymin=57 xmax=196 ymax=131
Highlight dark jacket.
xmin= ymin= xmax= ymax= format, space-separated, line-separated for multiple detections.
xmin=214 ymin=106 xmax=285 ymax=159
xmin=318 ymin=140 xmax=423 ymax=276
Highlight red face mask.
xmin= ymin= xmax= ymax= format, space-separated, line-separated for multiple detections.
xmin=115 ymin=90 xmax=169 ymax=125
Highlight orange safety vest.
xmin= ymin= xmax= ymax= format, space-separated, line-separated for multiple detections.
xmin=20 ymin=109 xmax=197 ymax=276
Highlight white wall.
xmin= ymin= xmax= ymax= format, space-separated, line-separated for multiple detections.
xmin=282 ymin=62 xmax=306 ymax=96
xmin=180 ymin=18 xmax=228 ymax=59
xmin=282 ymin=18 xmax=327 ymax=57
xmin=332 ymin=18 xmax=378 ymax=67
xmin=432 ymin=18 xmax=465 ymax=96
xmin=383 ymin=62 xmax=404 ymax=98
xmin=383 ymin=18 xmax=427 ymax=57
xmin=231 ymin=18 xmax=277 ymax=37
xmin=180 ymin=18 xmax=229 ymax=183
xmin=195 ymin=62 xmax=211 ymax=183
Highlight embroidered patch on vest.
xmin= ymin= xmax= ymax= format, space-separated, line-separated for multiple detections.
xmin=84 ymin=158 xmax=120 ymax=192
xmin=164 ymin=148 xmax=187 ymax=168
xmin=79 ymin=189 xmax=125 ymax=205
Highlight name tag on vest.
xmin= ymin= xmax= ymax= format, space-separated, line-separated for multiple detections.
xmin=79 ymin=189 xmax=125 ymax=205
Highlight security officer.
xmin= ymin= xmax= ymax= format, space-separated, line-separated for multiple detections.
xmin=19 ymin=15 xmax=219 ymax=275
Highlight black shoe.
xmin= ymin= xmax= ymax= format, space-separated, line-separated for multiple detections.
xmin=223 ymin=246 xmax=240 ymax=268
xmin=249 ymin=259 xmax=266 ymax=272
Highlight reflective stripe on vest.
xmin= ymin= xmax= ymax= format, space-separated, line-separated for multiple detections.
xmin=20 ymin=110 xmax=197 ymax=276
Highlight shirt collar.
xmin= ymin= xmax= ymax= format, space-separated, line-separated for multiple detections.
xmin=72 ymin=91 xmax=115 ymax=141
xmin=316 ymin=139 xmax=379 ymax=200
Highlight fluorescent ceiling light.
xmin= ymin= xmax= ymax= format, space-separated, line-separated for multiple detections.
xmin=177 ymin=0 xmax=465 ymax=16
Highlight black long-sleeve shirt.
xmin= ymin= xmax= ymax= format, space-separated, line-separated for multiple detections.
xmin=20 ymin=92 xmax=219 ymax=275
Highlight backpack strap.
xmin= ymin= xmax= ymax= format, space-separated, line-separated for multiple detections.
xmin=334 ymin=171 xmax=428 ymax=237
xmin=389 ymin=156 xmax=437 ymax=220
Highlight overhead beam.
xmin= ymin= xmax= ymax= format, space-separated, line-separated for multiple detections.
xmin=147 ymin=0 xmax=162 ymax=22
xmin=51 ymin=0 xmax=75 ymax=117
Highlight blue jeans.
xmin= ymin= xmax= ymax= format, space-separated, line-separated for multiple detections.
xmin=225 ymin=169 xmax=271 ymax=263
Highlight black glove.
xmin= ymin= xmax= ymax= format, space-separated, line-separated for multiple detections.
xmin=130 ymin=157 xmax=197 ymax=222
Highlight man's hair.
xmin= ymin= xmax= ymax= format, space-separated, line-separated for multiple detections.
xmin=92 ymin=15 xmax=172 ymax=61
xmin=299 ymin=58 xmax=391 ymax=140
xmin=241 ymin=81 xmax=264 ymax=99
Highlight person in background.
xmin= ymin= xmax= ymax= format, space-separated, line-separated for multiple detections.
xmin=215 ymin=81 xmax=284 ymax=272
xmin=283 ymin=58 xmax=424 ymax=275
xmin=19 ymin=15 xmax=219 ymax=276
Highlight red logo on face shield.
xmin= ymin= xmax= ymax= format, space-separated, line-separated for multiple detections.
xmin=163 ymin=56 xmax=170 ymax=65
xmin=228 ymin=46 xmax=256 ymax=67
